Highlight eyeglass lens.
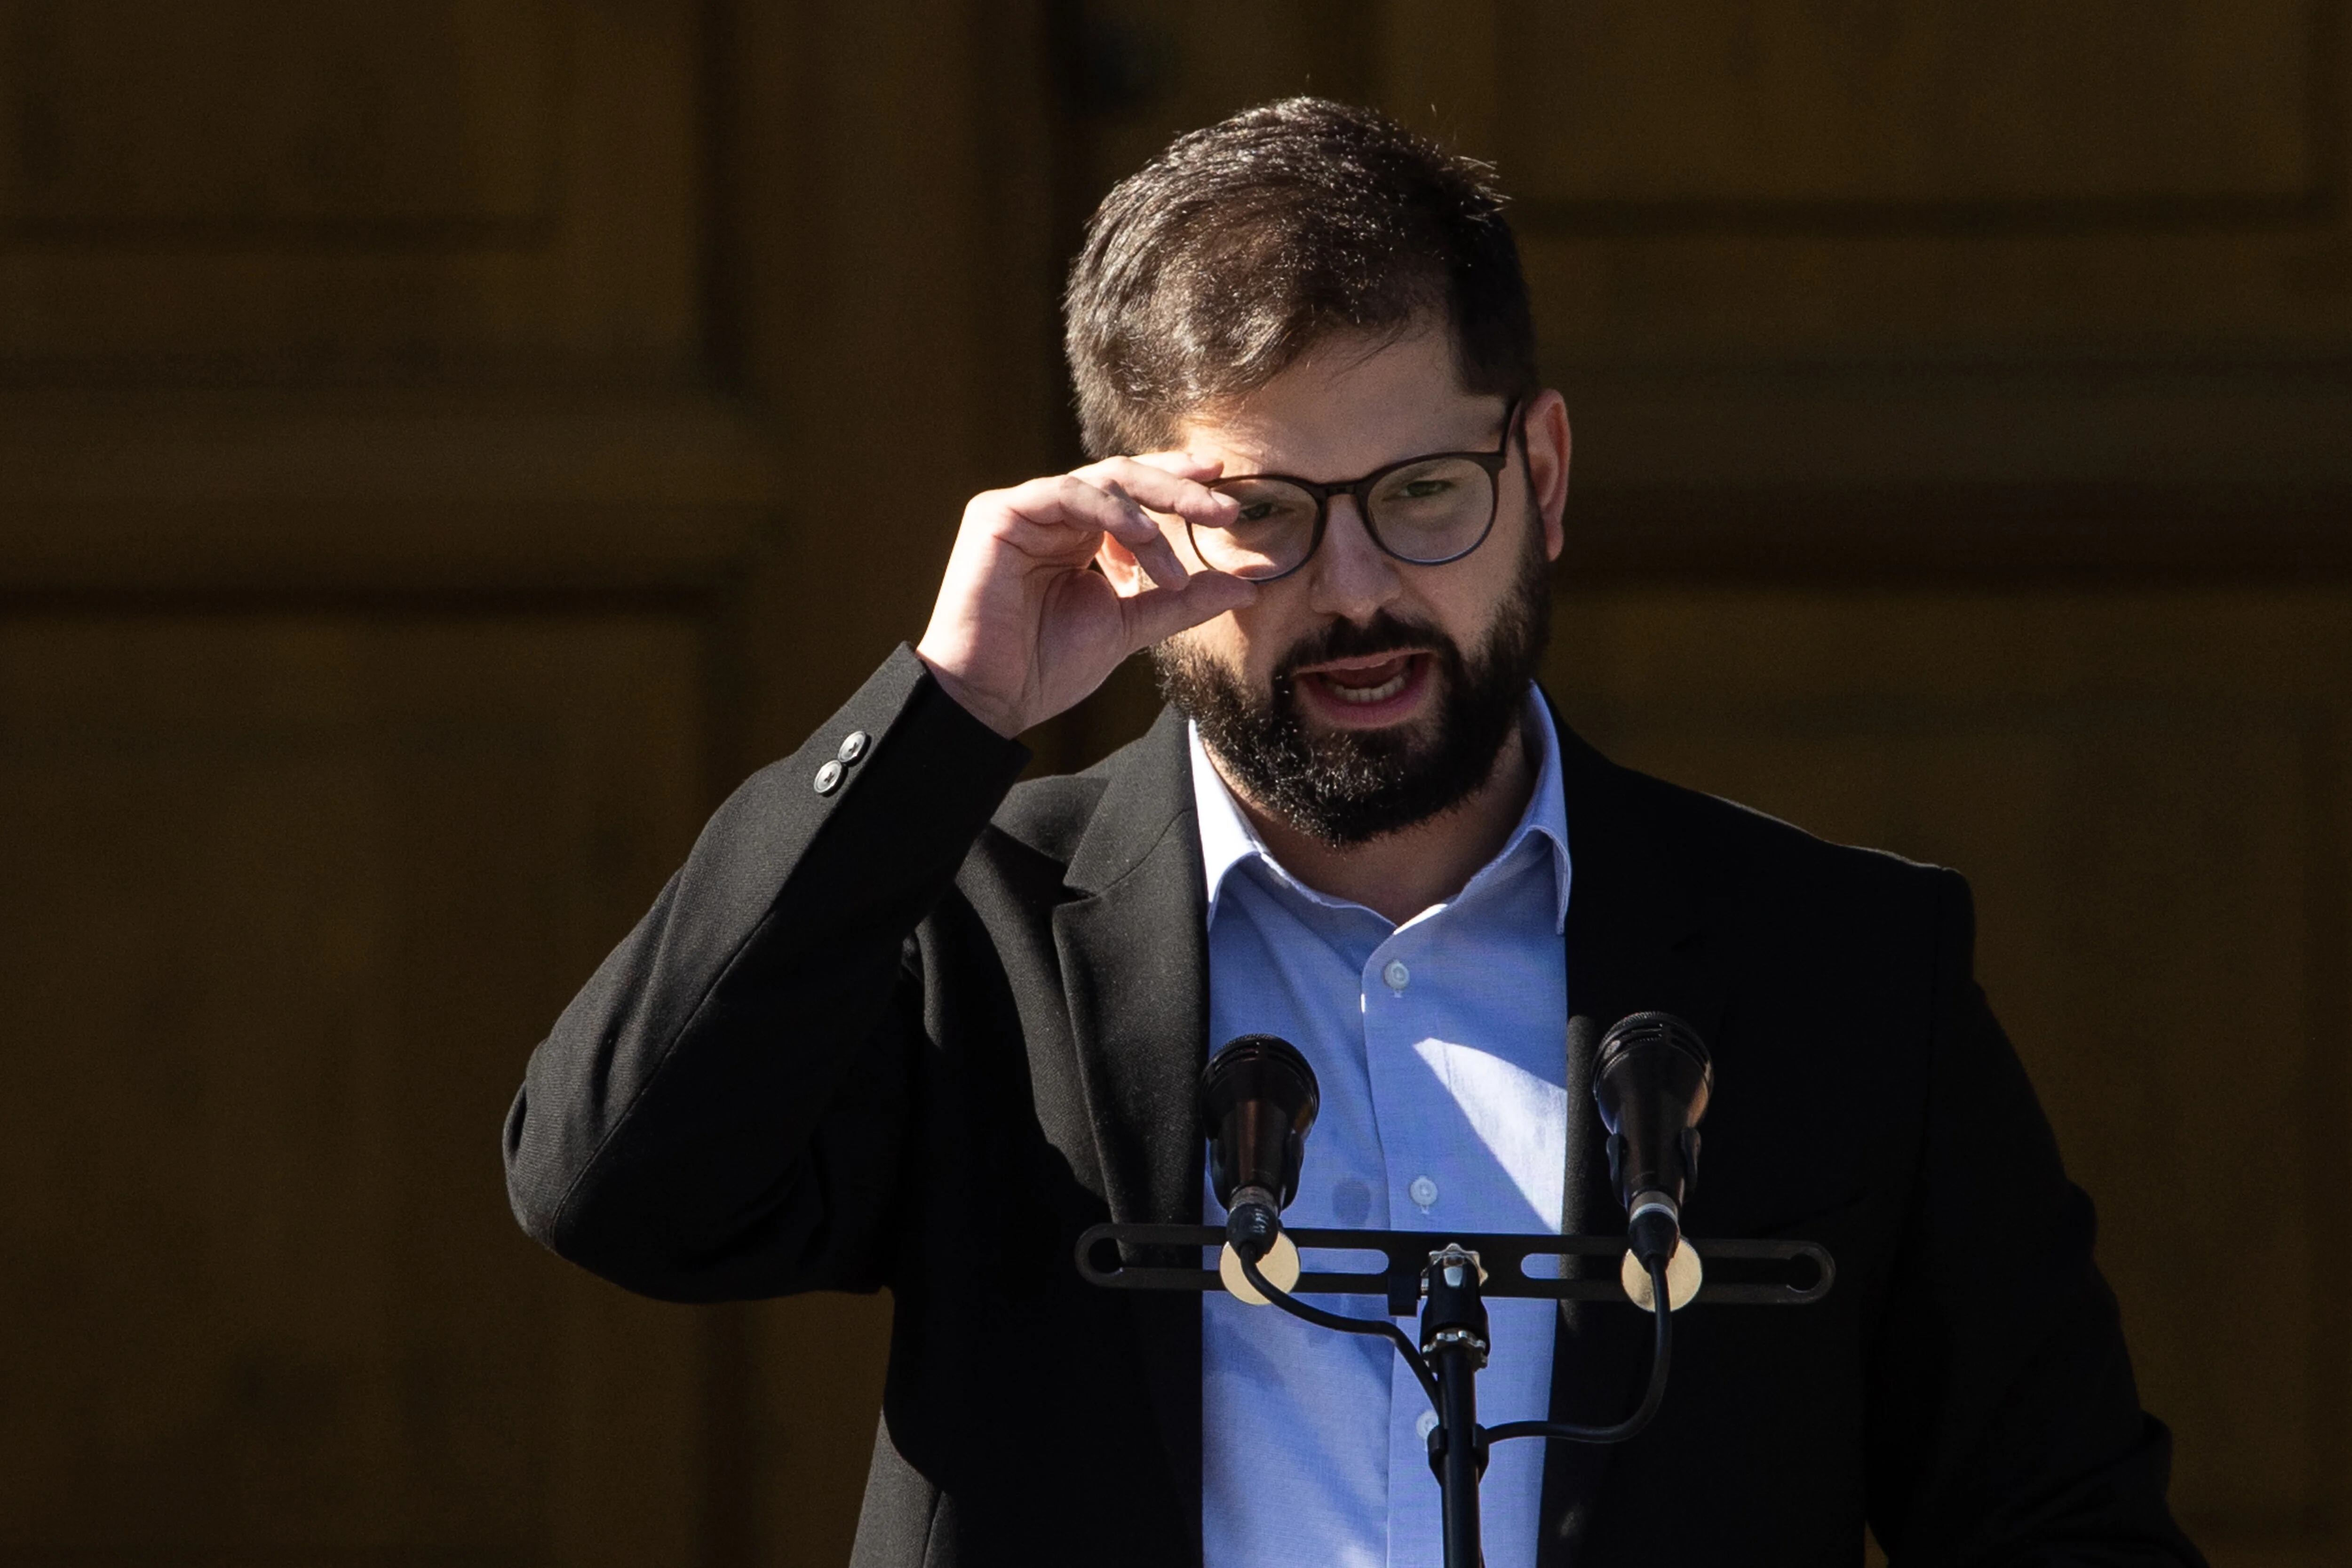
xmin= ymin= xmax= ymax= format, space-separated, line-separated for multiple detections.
xmin=1195 ymin=457 xmax=1498 ymax=581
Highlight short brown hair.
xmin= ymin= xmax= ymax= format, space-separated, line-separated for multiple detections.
xmin=1064 ymin=97 xmax=1536 ymax=458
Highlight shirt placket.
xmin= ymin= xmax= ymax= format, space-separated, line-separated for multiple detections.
xmin=1364 ymin=917 xmax=1450 ymax=1568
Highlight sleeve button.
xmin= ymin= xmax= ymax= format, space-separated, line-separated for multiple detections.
xmin=813 ymin=759 xmax=844 ymax=795
xmin=838 ymin=731 xmax=870 ymax=764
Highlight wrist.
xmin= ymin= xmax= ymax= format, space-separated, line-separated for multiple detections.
xmin=913 ymin=643 xmax=1025 ymax=739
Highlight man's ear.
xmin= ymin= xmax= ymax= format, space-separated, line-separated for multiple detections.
xmin=1524 ymin=389 xmax=1572 ymax=562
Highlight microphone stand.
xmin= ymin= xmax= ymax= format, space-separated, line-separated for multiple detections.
xmin=1409 ymin=1243 xmax=1503 ymax=1567
xmin=1081 ymin=1224 xmax=1831 ymax=1568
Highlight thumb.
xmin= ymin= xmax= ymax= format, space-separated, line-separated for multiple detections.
xmin=1120 ymin=572 xmax=1258 ymax=652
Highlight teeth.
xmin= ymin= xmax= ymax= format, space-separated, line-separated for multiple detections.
xmin=1326 ymin=668 xmax=1410 ymax=704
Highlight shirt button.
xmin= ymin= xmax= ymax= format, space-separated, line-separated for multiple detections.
xmin=813 ymin=759 xmax=844 ymax=795
xmin=1382 ymin=959 xmax=1410 ymax=992
xmin=837 ymin=730 xmax=870 ymax=764
xmin=1415 ymin=1408 xmax=1440 ymax=1441
xmin=1409 ymin=1175 xmax=1438 ymax=1210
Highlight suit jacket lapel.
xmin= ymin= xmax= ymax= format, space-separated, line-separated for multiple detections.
xmin=1539 ymin=711 xmax=1724 ymax=1567
xmin=1051 ymin=705 xmax=1210 ymax=1555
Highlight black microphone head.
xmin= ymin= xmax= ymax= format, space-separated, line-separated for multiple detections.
xmin=1593 ymin=1011 xmax=1714 ymax=1240
xmin=1202 ymin=1035 xmax=1319 ymax=1212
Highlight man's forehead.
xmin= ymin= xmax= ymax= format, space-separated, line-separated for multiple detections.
xmin=1174 ymin=326 xmax=1505 ymax=478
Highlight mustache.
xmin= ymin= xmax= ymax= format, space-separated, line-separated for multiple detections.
xmin=1271 ymin=613 xmax=1454 ymax=684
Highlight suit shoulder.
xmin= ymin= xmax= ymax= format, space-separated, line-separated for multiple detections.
xmin=1616 ymin=760 xmax=1963 ymax=910
xmin=1610 ymin=765 xmax=1978 ymax=1026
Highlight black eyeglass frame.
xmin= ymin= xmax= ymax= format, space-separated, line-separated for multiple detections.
xmin=1185 ymin=395 xmax=1529 ymax=584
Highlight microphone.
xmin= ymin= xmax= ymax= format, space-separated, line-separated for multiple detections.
xmin=1202 ymin=1035 xmax=1319 ymax=1263
xmin=1593 ymin=1011 xmax=1714 ymax=1271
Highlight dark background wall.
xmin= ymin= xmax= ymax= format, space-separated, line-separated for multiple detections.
xmin=2 ymin=4 xmax=2346 ymax=1565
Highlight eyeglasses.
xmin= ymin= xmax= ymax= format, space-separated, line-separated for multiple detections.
xmin=1184 ymin=397 xmax=1526 ymax=583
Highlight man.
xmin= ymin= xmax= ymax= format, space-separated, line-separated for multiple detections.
xmin=506 ymin=99 xmax=2201 ymax=1567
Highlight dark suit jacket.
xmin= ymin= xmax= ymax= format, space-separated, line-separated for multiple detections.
xmin=505 ymin=645 xmax=2202 ymax=1567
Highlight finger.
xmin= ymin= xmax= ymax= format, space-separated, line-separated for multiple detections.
xmin=1007 ymin=476 xmax=1192 ymax=593
xmin=1074 ymin=455 xmax=1237 ymax=525
xmin=1099 ymin=483 xmax=1194 ymax=592
xmin=1101 ymin=517 xmax=1204 ymax=597
xmin=1000 ymin=475 xmax=1176 ymax=561
xmin=1119 ymin=570 xmax=1258 ymax=650
xmin=1094 ymin=528 xmax=1145 ymax=594
xmin=1125 ymin=450 xmax=1225 ymax=482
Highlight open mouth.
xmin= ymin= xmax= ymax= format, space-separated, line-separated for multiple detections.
xmin=1294 ymin=651 xmax=1429 ymax=712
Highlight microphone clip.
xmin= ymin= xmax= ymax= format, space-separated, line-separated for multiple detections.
xmin=1605 ymin=1125 xmax=1703 ymax=1206
xmin=1419 ymin=1244 xmax=1491 ymax=1371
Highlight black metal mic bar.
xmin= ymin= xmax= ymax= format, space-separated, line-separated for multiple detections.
xmin=1076 ymin=1223 xmax=1833 ymax=1314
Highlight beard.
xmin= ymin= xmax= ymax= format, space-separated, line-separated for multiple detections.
xmin=1151 ymin=522 xmax=1552 ymax=848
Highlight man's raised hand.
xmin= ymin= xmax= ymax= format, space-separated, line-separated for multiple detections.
xmin=914 ymin=454 xmax=1257 ymax=738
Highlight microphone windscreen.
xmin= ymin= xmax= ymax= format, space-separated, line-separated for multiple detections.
xmin=1202 ymin=1035 xmax=1319 ymax=1210
xmin=1596 ymin=1012 xmax=1712 ymax=1112
xmin=1593 ymin=1011 xmax=1714 ymax=1215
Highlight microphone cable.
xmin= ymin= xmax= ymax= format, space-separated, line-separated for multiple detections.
xmin=1485 ymin=1257 xmax=1673 ymax=1446
xmin=1235 ymin=1247 xmax=1444 ymax=1412
xmin=1235 ymin=1249 xmax=1675 ymax=1444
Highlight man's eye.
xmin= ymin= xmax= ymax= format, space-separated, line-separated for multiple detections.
xmin=1398 ymin=479 xmax=1452 ymax=500
xmin=1236 ymin=502 xmax=1279 ymax=523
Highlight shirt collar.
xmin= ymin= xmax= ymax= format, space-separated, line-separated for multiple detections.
xmin=1188 ymin=686 xmax=1573 ymax=934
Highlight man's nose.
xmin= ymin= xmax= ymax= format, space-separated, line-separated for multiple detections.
xmin=1306 ymin=497 xmax=1403 ymax=621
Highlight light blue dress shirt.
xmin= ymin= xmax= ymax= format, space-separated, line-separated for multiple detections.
xmin=1195 ymin=690 xmax=1573 ymax=1568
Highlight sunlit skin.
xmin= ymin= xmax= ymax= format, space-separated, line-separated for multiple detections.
xmin=917 ymin=323 xmax=1571 ymax=925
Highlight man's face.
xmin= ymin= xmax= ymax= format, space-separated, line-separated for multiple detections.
xmin=1125 ymin=325 xmax=1571 ymax=845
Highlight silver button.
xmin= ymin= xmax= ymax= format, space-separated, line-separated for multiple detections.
xmin=838 ymin=731 xmax=869 ymax=764
xmin=1382 ymin=959 xmax=1410 ymax=992
xmin=1415 ymin=1408 xmax=1440 ymax=1441
xmin=1409 ymin=1175 xmax=1438 ymax=1210
xmin=813 ymin=759 xmax=844 ymax=795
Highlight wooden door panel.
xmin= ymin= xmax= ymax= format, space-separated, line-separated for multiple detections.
xmin=0 ymin=615 xmax=710 ymax=1566
xmin=0 ymin=0 xmax=700 ymax=375
xmin=1549 ymin=589 xmax=2352 ymax=1564
xmin=1497 ymin=0 xmax=2317 ymax=208
xmin=0 ymin=0 xmax=557 ymax=230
